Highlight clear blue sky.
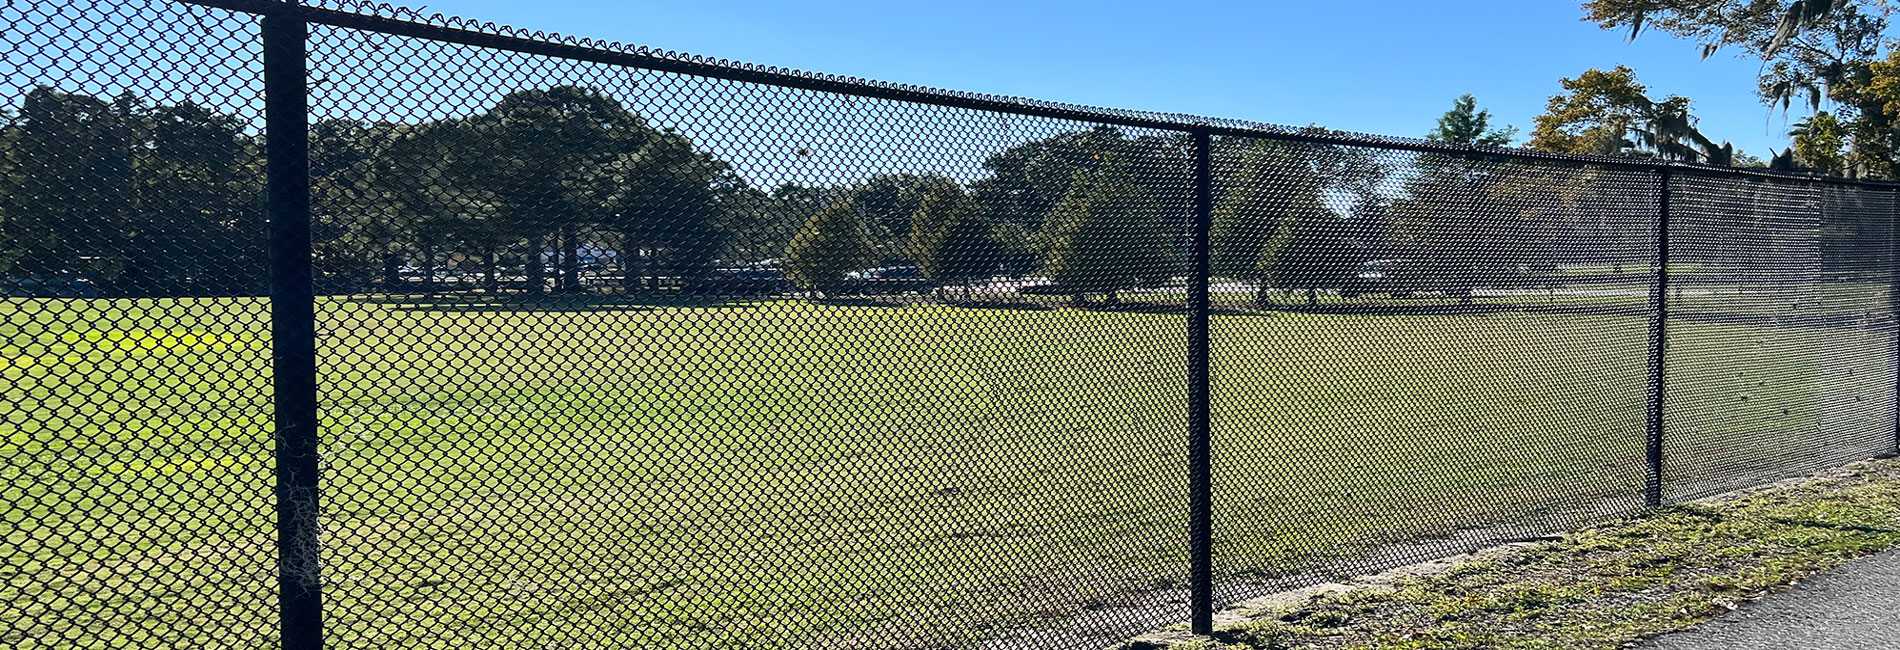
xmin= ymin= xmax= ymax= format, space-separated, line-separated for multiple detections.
xmin=412 ymin=0 xmax=1799 ymax=158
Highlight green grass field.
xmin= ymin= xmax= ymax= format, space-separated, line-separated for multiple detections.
xmin=2 ymin=293 xmax=1893 ymax=648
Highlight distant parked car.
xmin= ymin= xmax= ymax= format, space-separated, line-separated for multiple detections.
xmin=1016 ymin=280 xmax=1070 ymax=295
xmin=2 ymin=276 xmax=99 ymax=298
xmin=695 ymin=266 xmax=793 ymax=295
xmin=1339 ymin=259 xmax=1419 ymax=298
xmin=1339 ymin=258 xmax=1481 ymax=299
xmin=846 ymin=266 xmax=931 ymax=295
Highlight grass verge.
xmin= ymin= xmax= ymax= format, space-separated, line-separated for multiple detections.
xmin=1134 ymin=457 xmax=1900 ymax=650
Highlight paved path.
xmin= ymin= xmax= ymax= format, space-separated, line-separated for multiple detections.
xmin=1642 ymin=549 xmax=1900 ymax=650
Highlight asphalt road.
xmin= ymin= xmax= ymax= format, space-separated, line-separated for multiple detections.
xmin=1642 ymin=549 xmax=1900 ymax=650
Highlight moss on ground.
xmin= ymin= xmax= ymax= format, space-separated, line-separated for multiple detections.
xmin=1169 ymin=458 xmax=1900 ymax=650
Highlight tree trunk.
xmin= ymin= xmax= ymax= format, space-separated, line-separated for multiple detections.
xmin=560 ymin=226 xmax=580 ymax=293
xmin=646 ymin=249 xmax=662 ymax=291
xmin=420 ymin=244 xmax=437 ymax=295
xmin=1254 ymin=281 xmax=1272 ymax=308
xmin=621 ymin=238 xmax=644 ymax=293
xmin=482 ymin=249 xmax=498 ymax=294
xmin=1306 ymin=288 xmax=1317 ymax=307
xmin=381 ymin=253 xmax=401 ymax=293
xmin=525 ymin=234 xmax=545 ymax=296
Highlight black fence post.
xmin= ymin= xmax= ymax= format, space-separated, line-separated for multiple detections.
xmin=264 ymin=2 xmax=323 ymax=649
xmin=1645 ymin=167 xmax=1672 ymax=508
xmin=1892 ymin=186 xmax=1900 ymax=457
xmin=1187 ymin=129 xmax=1215 ymax=635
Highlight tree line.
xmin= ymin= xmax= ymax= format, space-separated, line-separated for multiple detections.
xmin=1 ymin=88 xmax=261 ymax=295
xmin=0 ymin=83 xmax=1671 ymax=304
xmin=6 ymin=2 xmax=1894 ymax=303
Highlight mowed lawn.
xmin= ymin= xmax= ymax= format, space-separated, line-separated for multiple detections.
xmin=2 ymin=294 xmax=1892 ymax=648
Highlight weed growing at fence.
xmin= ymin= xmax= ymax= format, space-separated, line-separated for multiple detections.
xmin=1181 ymin=458 xmax=1900 ymax=650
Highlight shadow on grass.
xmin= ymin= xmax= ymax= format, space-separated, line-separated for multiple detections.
xmin=804 ymin=297 xmax=913 ymax=309
xmin=942 ymin=298 xmax=1216 ymax=316
xmin=355 ymin=292 xmax=775 ymax=313
xmin=961 ymin=299 xmax=1291 ymax=318
xmin=939 ymin=300 xmax=1056 ymax=312
xmin=345 ymin=291 xmax=1883 ymax=330
xmin=1228 ymin=300 xmax=1532 ymax=317
xmin=1224 ymin=298 xmax=1885 ymax=331
xmin=1077 ymin=302 xmax=1189 ymax=315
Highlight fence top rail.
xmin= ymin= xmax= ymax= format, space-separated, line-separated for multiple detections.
xmin=182 ymin=0 xmax=1900 ymax=188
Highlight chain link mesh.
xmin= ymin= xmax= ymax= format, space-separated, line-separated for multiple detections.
xmin=1 ymin=0 xmax=276 ymax=648
xmin=303 ymin=19 xmax=1196 ymax=648
xmin=1662 ymin=173 xmax=1898 ymax=501
xmin=1205 ymin=144 xmax=1665 ymax=603
xmin=3 ymin=1 xmax=1898 ymax=649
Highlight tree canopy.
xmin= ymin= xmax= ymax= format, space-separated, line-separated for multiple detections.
xmin=784 ymin=199 xmax=873 ymax=296
xmin=1529 ymin=66 xmax=1738 ymax=164
xmin=1039 ymin=156 xmax=1177 ymax=306
xmin=906 ymin=180 xmax=998 ymax=293
xmin=1583 ymin=0 xmax=1895 ymax=176
xmin=1792 ymin=110 xmax=1851 ymax=174
xmin=1211 ymin=138 xmax=1383 ymax=305
xmin=0 ymin=75 xmax=1706 ymax=309
xmin=1 ymin=87 xmax=260 ymax=295
xmin=1427 ymin=95 xmax=1519 ymax=146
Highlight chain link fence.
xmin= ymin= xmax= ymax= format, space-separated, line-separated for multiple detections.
xmin=3 ymin=1 xmax=1896 ymax=648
